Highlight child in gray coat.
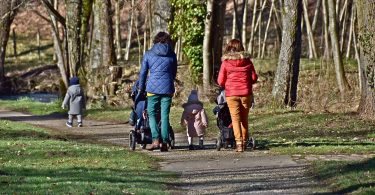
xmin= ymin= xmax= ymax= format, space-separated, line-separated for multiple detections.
xmin=62 ymin=77 xmax=86 ymax=127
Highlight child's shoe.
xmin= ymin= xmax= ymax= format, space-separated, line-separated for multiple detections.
xmin=66 ymin=121 xmax=73 ymax=128
xmin=77 ymin=122 xmax=83 ymax=127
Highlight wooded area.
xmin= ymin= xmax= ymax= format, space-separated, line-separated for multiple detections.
xmin=0 ymin=0 xmax=374 ymax=118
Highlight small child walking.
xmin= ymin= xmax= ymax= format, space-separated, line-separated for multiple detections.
xmin=181 ymin=90 xmax=208 ymax=150
xmin=62 ymin=77 xmax=86 ymax=127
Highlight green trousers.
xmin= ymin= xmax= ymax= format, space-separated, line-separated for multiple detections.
xmin=147 ymin=94 xmax=172 ymax=143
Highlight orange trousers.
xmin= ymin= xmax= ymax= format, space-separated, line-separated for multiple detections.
xmin=226 ymin=95 xmax=251 ymax=144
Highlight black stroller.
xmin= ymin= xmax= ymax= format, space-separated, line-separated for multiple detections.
xmin=213 ymin=90 xmax=255 ymax=151
xmin=128 ymin=80 xmax=175 ymax=151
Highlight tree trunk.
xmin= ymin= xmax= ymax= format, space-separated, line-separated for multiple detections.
xmin=356 ymin=0 xmax=375 ymax=118
xmin=125 ymin=0 xmax=134 ymax=61
xmin=203 ymin=0 xmax=214 ymax=92
xmin=45 ymin=0 xmax=69 ymax=88
xmin=248 ymin=0 xmax=258 ymax=55
xmin=322 ymin=0 xmax=330 ymax=59
xmin=261 ymin=0 xmax=274 ymax=59
xmin=90 ymin=0 xmax=116 ymax=68
xmin=242 ymin=0 xmax=248 ymax=49
xmin=66 ymin=0 xmax=83 ymax=77
xmin=0 ymin=0 xmax=16 ymax=80
xmin=212 ymin=0 xmax=227 ymax=78
xmin=272 ymin=0 xmax=303 ymax=107
xmin=327 ymin=0 xmax=350 ymax=95
xmin=302 ymin=0 xmax=317 ymax=59
xmin=153 ymin=0 xmax=172 ymax=36
xmin=311 ymin=0 xmax=322 ymax=32
xmin=345 ymin=2 xmax=354 ymax=58
xmin=115 ymin=0 xmax=122 ymax=60
xmin=231 ymin=0 xmax=237 ymax=39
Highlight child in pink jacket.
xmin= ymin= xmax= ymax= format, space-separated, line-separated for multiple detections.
xmin=181 ymin=90 xmax=208 ymax=150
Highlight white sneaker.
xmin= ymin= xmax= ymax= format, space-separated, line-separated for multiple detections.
xmin=66 ymin=121 xmax=73 ymax=128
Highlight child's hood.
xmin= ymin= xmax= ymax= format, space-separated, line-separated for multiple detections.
xmin=184 ymin=103 xmax=203 ymax=114
xmin=68 ymin=85 xmax=83 ymax=95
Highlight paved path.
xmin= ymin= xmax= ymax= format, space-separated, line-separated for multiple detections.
xmin=0 ymin=110 xmax=328 ymax=194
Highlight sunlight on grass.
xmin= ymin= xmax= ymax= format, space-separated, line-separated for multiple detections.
xmin=0 ymin=120 xmax=174 ymax=194
xmin=311 ymin=158 xmax=375 ymax=194
xmin=0 ymin=98 xmax=63 ymax=115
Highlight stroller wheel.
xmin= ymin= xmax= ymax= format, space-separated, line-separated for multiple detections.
xmin=224 ymin=140 xmax=229 ymax=149
xmin=169 ymin=139 xmax=175 ymax=149
xmin=216 ymin=135 xmax=222 ymax=151
xmin=129 ymin=131 xmax=136 ymax=151
xmin=248 ymin=137 xmax=256 ymax=149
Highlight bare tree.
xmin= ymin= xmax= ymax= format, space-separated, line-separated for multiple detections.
xmin=115 ymin=0 xmax=123 ymax=60
xmin=0 ymin=0 xmax=22 ymax=80
xmin=90 ymin=0 xmax=116 ymax=68
xmin=65 ymin=0 xmax=83 ymax=77
xmin=203 ymin=0 xmax=214 ymax=92
xmin=124 ymin=0 xmax=134 ymax=61
xmin=327 ymin=0 xmax=350 ymax=95
xmin=42 ymin=0 xmax=69 ymax=88
xmin=272 ymin=0 xmax=303 ymax=107
xmin=153 ymin=0 xmax=172 ymax=35
xmin=241 ymin=0 xmax=248 ymax=49
xmin=357 ymin=0 xmax=375 ymax=118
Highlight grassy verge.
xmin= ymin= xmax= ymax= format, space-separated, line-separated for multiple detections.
xmin=0 ymin=98 xmax=63 ymax=115
xmin=249 ymin=109 xmax=375 ymax=155
xmin=0 ymin=119 xmax=174 ymax=194
xmin=310 ymin=158 xmax=375 ymax=194
xmin=1 ymin=98 xmax=375 ymax=155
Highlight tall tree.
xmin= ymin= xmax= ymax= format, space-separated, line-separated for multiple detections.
xmin=0 ymin=0 xmax=21 ymax=80
xmin=203 ymin=0 xmax=214 ymax=92
xmin=327 ymin=0 xmax=350 ymax=95
xmin=66 ymin=0 xmax=82 ymax=76
xmin=272 ymin=0 xmax=303 ymax=107
xmin=357 ymin=0 xmax=375 ymax=118
xmin=212 ymin=0 xmax=227 ymax=77
xmin=153 ymin=0 xmax=172 ymax=35
xmin=42 ymin=0 xmax=69 ymax=88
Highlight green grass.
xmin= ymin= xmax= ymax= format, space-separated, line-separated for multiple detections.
xmin=253 ymin=58 xmax=358 ymax=73
xmin=85 ymin=108 xmax=132 ymax=123
xmin=0 ymin=119 xmax=174 ymax=194
xmin=249 ymin=109 xmax=375 ymax=154
xmin=1 ymin=98 xmax=375 ymax=155
xmin=5 ymin=35 xmax=54 ymax=72
xmin=0 ymin=98 xmax=64 ymax=115
xmin=311 ymin=158 xmax=375 ymax=194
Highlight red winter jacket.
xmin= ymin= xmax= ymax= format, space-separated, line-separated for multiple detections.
xmin=217 ymin=52 xmax=258 ymax=97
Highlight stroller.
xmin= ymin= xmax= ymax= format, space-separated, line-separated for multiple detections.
xmin=213 ymin=90 xmax=255 ymax=151
xmin=128 ymin=80 xmax=175 ymax=151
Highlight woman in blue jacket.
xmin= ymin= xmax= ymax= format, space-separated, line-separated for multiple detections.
xmin=138 ymin=32 xmax=177 ymax=152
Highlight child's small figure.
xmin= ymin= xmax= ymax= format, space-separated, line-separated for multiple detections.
xmin=181 ymin=90 xmax=208 ymax=150
xmin=62 ymin=77 xmax=86 ymax=127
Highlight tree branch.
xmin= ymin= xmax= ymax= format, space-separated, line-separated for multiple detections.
xmin=40 ymin=0 xmax=66 ymax=28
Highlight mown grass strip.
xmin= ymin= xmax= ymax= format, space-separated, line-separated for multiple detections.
xmin=0 ymin=120 xmax=174 ymax=194
xmin=310 ymin=158 xmax=375 ymax=194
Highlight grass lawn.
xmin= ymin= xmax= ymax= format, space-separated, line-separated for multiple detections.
xmin=2 ymin=98 xmax=375 ymax=155
xmin=0 ymin=119 xmax=174 ymax=194
xmin=310 ymin=158 xmax=375 ymax=194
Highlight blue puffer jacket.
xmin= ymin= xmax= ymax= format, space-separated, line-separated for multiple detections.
xmin=138 ymin=43 xmax=177 ymax=95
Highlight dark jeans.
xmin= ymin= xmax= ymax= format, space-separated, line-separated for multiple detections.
xmin=147 ymin=94 xmax=172 ymax=143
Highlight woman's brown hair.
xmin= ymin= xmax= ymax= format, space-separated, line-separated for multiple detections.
xmin=224 ymin=39 xmax=245 ymax=53
xmin=153 ymin=31 xmax=172 ymax=45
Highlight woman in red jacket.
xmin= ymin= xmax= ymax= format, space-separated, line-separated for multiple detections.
xmin=217 ymin=39 xmax=258 ymax=152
